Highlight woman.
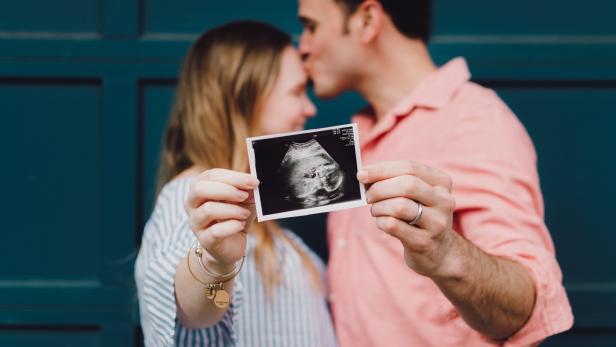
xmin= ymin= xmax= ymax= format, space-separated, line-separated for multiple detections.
xmin=134 ymin=21 xmax=336 ymax=346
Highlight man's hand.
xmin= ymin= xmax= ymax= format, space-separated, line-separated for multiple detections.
xmin=358 ymin=160 xmax=536 ymax=340
xmin=358 ymin=160 xmax=458 ymax=278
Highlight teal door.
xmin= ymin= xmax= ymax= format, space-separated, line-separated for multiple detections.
xmin=1 ymin=0 xmax=614 ymax=345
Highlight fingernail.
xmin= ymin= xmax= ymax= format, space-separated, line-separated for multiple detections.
xmin=238 ymin=191 xmax=249 ymax=200
xmin=357 ymin=170 xmax=367 ymax=182
xmin=247 ymin=177 xmax=259 ymax=187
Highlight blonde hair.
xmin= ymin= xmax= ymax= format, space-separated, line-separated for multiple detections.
xmin=158 ymin=21 xmax=322 ymax=296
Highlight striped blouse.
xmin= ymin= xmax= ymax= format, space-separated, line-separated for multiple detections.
xmin=135 ymin=177 xmax=337 ymax=347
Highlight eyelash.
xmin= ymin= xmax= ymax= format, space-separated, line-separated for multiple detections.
xmin=305 ymin=23 xmax=316 ymax=33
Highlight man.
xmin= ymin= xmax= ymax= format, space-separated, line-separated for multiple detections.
xmin=298 ymin=0 xmax=573 ymax=346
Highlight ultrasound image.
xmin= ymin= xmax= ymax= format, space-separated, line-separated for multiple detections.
xmin=251 ymin=126 xmax=362 ymax=217
xmin=279 ymin=139 xmax=345 ymax=208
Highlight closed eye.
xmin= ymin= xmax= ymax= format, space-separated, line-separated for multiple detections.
xmin=299 ymin=17 xmax=317 ymax=34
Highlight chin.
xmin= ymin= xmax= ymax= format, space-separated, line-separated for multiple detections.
xmin=274 ymin=125 xmax=303 ymax=134
xmin=289 ymin=124 xmax=305 ymax=132
xmin=313 ymin=82 xmax=344 ymax=99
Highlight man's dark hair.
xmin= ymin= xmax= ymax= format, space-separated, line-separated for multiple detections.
xmin=334 ymin=0 xmax=432 ymax=43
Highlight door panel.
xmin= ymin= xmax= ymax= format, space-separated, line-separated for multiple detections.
xmin=1 ymin=0 xmax=613 ymax=345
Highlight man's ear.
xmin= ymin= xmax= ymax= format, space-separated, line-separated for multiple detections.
xmin=352 ymin=0 xmax=384 ymax=44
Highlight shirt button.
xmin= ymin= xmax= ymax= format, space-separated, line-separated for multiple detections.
xmin=336 ymin=238 xmax=346 ymax=248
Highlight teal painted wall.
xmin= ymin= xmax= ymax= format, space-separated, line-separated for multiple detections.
xmin=1 ymin=0 xmax=615 ymax=345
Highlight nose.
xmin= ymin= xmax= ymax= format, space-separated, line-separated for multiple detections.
xmin=298 ymin=32 xmax=311 ymax=61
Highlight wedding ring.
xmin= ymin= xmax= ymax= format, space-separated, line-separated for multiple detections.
xmin=408 ymin=201 xmax=423 ymax=226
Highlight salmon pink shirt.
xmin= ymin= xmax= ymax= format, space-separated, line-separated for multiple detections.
xmin=327 ymin=57 xmax=573 ymax=347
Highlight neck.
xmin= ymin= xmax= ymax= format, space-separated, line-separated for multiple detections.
xmin=356 ymin=39 xmax=437 ymax=121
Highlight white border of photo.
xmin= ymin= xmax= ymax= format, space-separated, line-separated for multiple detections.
xmin=246 ymin=123 xmax=367 ymax=222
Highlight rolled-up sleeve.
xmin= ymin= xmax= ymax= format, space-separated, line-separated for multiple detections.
xmin=442 ymin=100 xmax=574 ymax=345
xmin=135 ymin=212 xmax=242 ymax=346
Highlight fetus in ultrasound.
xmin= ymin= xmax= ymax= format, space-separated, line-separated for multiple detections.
xmin=279 ymin=139 xmax=345 ymax=208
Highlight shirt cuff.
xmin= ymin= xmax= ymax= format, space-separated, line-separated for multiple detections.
xmin=141 ymin=229 xmax=244 ymax=346
xmin=174 ymin=280 xmax=244 ymax=345
xmin=491 ymin=243 xmax=574 ymax=346
xmin=141 ymin=231 xmax=192 ymax=346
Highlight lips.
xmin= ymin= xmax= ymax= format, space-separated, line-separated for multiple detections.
xmin=303 ymin=63 xmax=314 ymax=78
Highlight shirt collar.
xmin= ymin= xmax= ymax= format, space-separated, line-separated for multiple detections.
xmin=353 ymin=57 xmax=471 ymax=146
xmin=391 ymin=56 xmax=472 ymax=116
xmin=356 ymin=57 xmax=472 ymax=116
xmin=417 ymin=57 xmax=470 ymax=107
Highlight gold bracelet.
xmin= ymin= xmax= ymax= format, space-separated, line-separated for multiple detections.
xmin=193 ymin=240 xmax=245 ymax=282
xmin=185 ymin=243 xmax=244 ymax=309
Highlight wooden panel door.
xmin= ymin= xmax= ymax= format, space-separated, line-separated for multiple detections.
xmin=1 ymin=0 xmax=613 ymax=345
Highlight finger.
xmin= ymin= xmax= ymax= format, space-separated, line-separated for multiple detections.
xmin=371 ymin=197 xmax=420 ymax=222
xmin=243 ymin=190 xmax=256 ymax=205
xmin=371 ymin=199 xmax=446 ymax=231
xmin=374 ymin=216 xmax=432 ymax=253
xmin=191 ymin=201 xmax=252 ymax=229
xmin=198 ymin=168 xmax=259 ymax=190
xmin=365 ymin=174 xmax=438 ymax=206
xmin=199 ymin=219 xmax=247 ymax=243
xmin=358 ymin=160 xmax=452 ymax=189
xmin=187 ymin=180 xmax=250 ymax=208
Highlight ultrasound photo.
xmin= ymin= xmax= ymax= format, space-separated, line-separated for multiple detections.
xmin=247 ymin=124 xmax=367 ymax=221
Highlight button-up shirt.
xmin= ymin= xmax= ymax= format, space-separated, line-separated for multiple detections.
xmin=327 ymin=57 xmax=573 ymax=347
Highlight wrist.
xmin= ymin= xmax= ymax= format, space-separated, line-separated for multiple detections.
xmin=429 ymin=230 xmax=467 ymax=282
xmin=199 ymin=248 xmax=237 ymax=275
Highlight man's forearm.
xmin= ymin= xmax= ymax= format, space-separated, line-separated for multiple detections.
xmin=430 ymin=231 xmax=536 ymax=340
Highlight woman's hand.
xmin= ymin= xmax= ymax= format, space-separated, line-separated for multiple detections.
xmin=184 ymin=168 xmax=259 ymax=273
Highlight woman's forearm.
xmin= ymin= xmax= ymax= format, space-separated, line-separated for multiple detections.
xmin=174 ymin=249 xmax=237 ymax=329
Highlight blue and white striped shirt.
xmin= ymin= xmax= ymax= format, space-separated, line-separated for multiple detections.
xmin=135 ymin=177 xmax=337 ymax=346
